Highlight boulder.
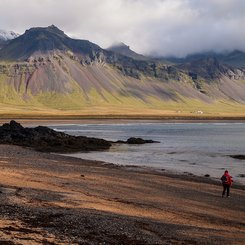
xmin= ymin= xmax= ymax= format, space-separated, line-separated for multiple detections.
xmin=116 ymin=137 xmax=159 ymax=144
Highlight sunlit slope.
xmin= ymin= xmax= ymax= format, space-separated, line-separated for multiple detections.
xmin=0 ymin=53 xmax=245 ymax=117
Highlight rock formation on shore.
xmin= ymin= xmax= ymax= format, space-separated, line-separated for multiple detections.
xmin=230 ymin=155 xmax=245 ymax=160
xmin=0 ymin=120 xmax=111 ymax=153
xmin=0 ymin=121 xmax=158 ymax=153
xmin=116 ymin=137 xmax=159 ymax=144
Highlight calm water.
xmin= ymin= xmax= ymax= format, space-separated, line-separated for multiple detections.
xmin=49 ymin=122 xmax=245 ymax=185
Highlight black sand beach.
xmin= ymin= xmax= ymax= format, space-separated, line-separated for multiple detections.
xmin=0 ymin=144 xmax=244 ymax=244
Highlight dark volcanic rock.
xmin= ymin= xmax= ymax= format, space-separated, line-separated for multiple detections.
xmin=0 ymin=120 xmax=111 ymax=153
xmin=229 ymin=155 xmax=245 ymax=160
xmin=116 ymin=137 xmax=159 ymax=144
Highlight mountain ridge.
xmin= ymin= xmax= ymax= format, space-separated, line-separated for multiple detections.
xmin=0 ymin=25 xmax=102 ymax=61
xmin=0 ymin=25 xmax=245 ymax=117
xmin=0 ymin=29 xmax=19 ymax=41
xmin=164 ymin=50 xmax=245 ymax=68
xmin=107 ymin=42 xmax=150 ymax=61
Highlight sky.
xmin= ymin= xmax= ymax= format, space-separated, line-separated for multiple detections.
xmin=0 ymin=0 xmax=245 ymax=57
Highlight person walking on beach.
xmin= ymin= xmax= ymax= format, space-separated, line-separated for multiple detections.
xmin=221 ymin=170 xmax=233 ymax=198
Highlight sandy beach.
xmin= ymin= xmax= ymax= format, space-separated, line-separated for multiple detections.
xmin=0 ymin=144 xmax=244 ymax=244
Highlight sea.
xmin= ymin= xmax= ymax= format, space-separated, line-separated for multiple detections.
xmin=49 ymin=122 xmax=245 ymax=185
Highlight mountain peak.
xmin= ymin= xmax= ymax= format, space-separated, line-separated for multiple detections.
xmin=25 ymin=25 xmax=67 ymax=38
xmin=47 ymin=25 xmax=66 ymax=36
xmin=110 ymin=42 xmax=130 ymax=50
xmin=107 ymin=42 xmax=148 ymax=61
xmin=0 ymin=29 xmax=19 ymax=41
xmin=0 ymin=25 xmax=103 ymax=61
xmin=0 ymin=29 xmax=19 ymax=50
xmin=48 ymin=24 xmax=59 ymax=29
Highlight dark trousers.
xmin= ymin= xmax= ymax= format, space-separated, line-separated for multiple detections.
xmin=222 ymin=184 xmax=230 ymax=197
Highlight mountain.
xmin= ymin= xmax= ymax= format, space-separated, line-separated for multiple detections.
xmin=0 ymin=25 xmax=245 ymax=117
xmin=218 ymin=50 xmax=245 ymax=68
xmin=0 ymin=25 xmax=180 ymax=80
xmin=0 ymin=29 xmax=19 ymax=49
xmin=165 ymin=50 xmax=245 ymax=68
xmin=178 ymin=57 xmax=228 ymax=80
xmin=107 ymin=42 xmax=149 ymax=61
xmin=0 ymin=29 xmax=19 ymax=41
xmin=0 ymin=39 xmax=6 ymax=49
xmin=0 ymin=25 xmax=102 ymax=61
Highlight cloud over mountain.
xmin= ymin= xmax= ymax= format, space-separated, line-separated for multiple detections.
xmin=1 ymin=0 xmax=245 ymax=57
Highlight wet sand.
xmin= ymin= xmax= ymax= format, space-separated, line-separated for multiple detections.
xmin=0 ymin=145 xmax=244 ymax=244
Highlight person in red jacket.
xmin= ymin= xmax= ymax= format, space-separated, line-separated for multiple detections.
xmin=221 ymin=170 xmax=233 ymax=197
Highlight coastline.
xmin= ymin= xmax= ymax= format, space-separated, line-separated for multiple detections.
xmin=0 ymin=144 xmax=244 ymax=244
xmin=1 ymin=117 xmax=245 ymax=127
xmin=1 ymin=119 xmax=244 ymax=186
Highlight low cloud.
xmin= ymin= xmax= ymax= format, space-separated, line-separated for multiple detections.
xmin=0 ymin=0 xmax=244 ymax=57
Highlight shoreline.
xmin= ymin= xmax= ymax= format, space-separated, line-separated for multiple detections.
xmin=0 ymin=144 xmax=245 ymax=244
xmin=123 ymin=164 xmax=245 ymax=189
xmin=61 ymin=152 xmax=245 ymax=188
xmin=1 ymin=119 xmax=244 ymax=187
xmin=1 ymin=117 xmax=245 ymax=126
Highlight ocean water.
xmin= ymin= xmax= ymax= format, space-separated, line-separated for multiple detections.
xmin=49 ymin=122 xmax=245 ymax=185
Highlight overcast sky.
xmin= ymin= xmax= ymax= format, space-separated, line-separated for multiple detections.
xmin=0 ymin=0 xmax=244 ymax=57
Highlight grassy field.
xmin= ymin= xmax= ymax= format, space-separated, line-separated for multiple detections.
xmin=0 ymin=98 xmax=245 ymax=120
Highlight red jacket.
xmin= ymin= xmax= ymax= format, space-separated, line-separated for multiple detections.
xmin=221 ymin=172 xmax=233 ymax=186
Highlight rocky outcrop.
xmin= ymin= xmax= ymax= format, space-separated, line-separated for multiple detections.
xmin=229 ymin=155 xmax=245 ymax=160
xmin=0 ymin=121 xmax=111 ymax=153
xmin=0 ymin=121 xmax=159 ymax=153
xmin=116 ymin=137 xmax=159 ymax=144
